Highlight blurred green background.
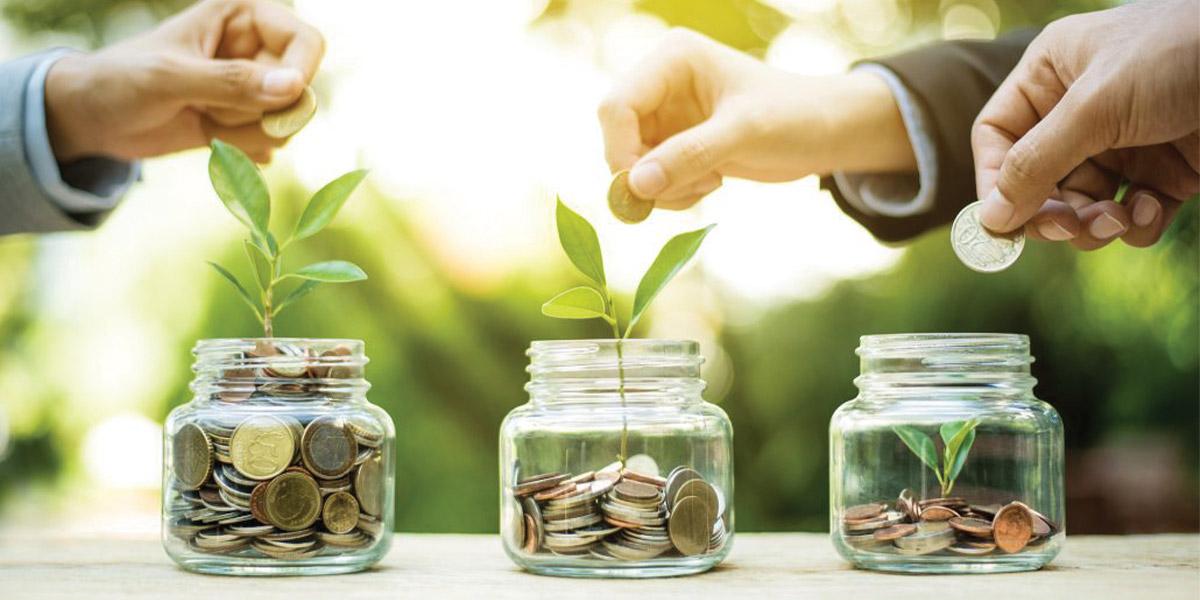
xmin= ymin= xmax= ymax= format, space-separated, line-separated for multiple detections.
xmin=0 ymin=0 xmax=1194 ymax=536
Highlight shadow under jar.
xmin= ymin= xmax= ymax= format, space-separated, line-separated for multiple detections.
xmin=830 ymin=334 xmax=1064 ymax=574
xmin=163 ymin=338 xmax=395 ymax=576
xmin=500 ymin=340 xmax=734 ymax=578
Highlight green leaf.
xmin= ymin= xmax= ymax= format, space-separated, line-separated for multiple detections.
xmin=893 ymin=426 xmax=941 ymax=481
xmin=207 ymin=261 xmax=262 ymax=321
xmin=541 ymin=286 xmax=609 ymax=320
xmin=293 ymin=169 xmax=368 ymax=242
xmin=627 ymin=224 xmax=715 ymax=334
xmin=208 ymin=140 xmax=270 ymax=241
xmin=273 ymin=280 xmax=322 ymax=316
xmin=943 ymin=419 xmax=980 ymax=483
xmin=285 ymin=260 xmax=368 ymax=283
xmin=243 ymin=240 xmax=270 ymax=291
xmin=555 ymin=198 xmax=606 ymax=287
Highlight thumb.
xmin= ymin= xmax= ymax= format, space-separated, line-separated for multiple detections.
xmin=168 ymin=57 xmax=305 ymax=111
xmin=979 ymin=81 xmax=1108 ymax=232
xmin=628 ymin=117 xmax=740 ymax=200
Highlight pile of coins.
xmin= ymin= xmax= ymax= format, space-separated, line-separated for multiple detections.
xmin=167 ymin=343 xmax=386 ymax=560
xmin=509 ymin=456 xmax=729 ymax=562
xmin=840 ymin=489 xmax=1059 ymax=557
xmin=214 ymin=341 xmax=361 ymax=403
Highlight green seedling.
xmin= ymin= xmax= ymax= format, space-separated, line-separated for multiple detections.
xmin=206 ymin=139 xmax=368 ymax=337
xmin=893 ymin=419 xmax=981 ymax=497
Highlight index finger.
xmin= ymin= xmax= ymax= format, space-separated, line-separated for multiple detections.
xmin=249 ymin=0 xmax=325 ymax=81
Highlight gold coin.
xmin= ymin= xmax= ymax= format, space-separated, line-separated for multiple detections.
xmin=230 ymin=415 xmax=295 ymax=480
xmin=671 ymin=478 xmax=718 ymax=526
xmin=668 ymin=495 xmax=711 ymax=556
xmin=354 ymin=454 xmax=384 ymax=517
xmin=262 ymin=86 xmax=317 ymax=139
xmin=321 ymin=490 xmax=360 ymax=534
xmin=172 ymin=423 xmax=212 ymax=490
xmin=607 ymin=170 xmax=654 ymax=224
xmin=301 ymin=416 xmax=358 ymax=479
xmin=993 ymin=502 xmax=1033 ymax=553
xmin=263 ymin=471 xmax=321 ymax=531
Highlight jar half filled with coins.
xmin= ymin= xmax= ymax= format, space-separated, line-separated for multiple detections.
xmin=500 ymin=340 xmax=733 ymax=578
xmin=162 ymin=339 xmax=394 ymax=575
xmin=829 ymin=334 xmax=1064 ymax=574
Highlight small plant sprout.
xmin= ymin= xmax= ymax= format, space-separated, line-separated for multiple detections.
xmin=542 ymin=198 xmax=715 ymax=339
xmin=893 ymin=419 xmax=981 ymax=497
xmin=206 ymin=139 xmax=368 ymax=337
xmin=542 ymin=198 xmax=714 ymax=463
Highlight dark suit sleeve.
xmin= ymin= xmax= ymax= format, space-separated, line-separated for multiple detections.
xmin=822 ymin=29 xmax=1038 ymax=243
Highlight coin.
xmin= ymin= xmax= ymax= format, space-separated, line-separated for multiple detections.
xmin=671 ymin=478 xmax=718 ymax=527
xmin=873 ymin=523 xmax=916 ymax=541
xmin=624 ymin=454 xmax=660 ymax=477
xmin=951 ymin=200 xmax=1025 ymax=272
xmin=322 ymin=491 xmax=360 ymax=534
xmin=301 ymin=416 xmax=358 ymax=479
xmin=262 ymin=86 xmax=317 ymax=139
xmin=920 ymin=505 xmax=960 ymax=522
xmin=263 ymin=470 xmax=321 ymax=531
xmin=521 ymin=496 xmax=545 ymax=551
xmin=354 ymin=454 xmax=384 ymax=517
xmin=614 ymin=480 xmax=659 ymax=502
xmin=668 ymin=496 xmax=711 ymax=556
xmin=608 ymin=170 xmax=654 ymax=224
xmin=949 ymin=516 xmax=993 ymax=537
xmin=843 ymin=503 xmax=887 ymax=522
xmin=514 ymin=472 xmax=569 ymax=497
xmin=230 ymin=415 xmax=295 ymax=480
xmin=173 ymin=423 xmax=213 ymax=490
xmin=993 ymin=502 xmax=1034 ymax=554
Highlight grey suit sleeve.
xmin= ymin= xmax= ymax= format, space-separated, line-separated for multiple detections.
xmin=0 ymin=51 xmax=133 ymax=235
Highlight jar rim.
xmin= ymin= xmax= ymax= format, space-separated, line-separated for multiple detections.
xmin=858 ymin=333 xmax=1029 ymax=357
xmin=194 ymin=337 xmax=365 ymax=351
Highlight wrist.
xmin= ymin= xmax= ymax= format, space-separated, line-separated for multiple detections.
xmin=44 ymin=53 xmax=98 ymax=163
xmin=821 ymin=71 xmax=917 ymax=174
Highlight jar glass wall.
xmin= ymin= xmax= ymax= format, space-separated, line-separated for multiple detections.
xmin=830 ymin=334 xmax=1064 ymax=574
xmin=162 ymin=338 xmax=395 ymax=576
xmin=500 ymin=340 xmax=734 ymax=578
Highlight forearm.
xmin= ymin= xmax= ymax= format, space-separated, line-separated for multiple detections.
xmin=814 ymin=71 xmax=917 ymax=175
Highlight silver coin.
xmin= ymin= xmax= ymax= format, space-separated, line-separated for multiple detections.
xmin=951 ymin=200 xmax=1025 ymax=273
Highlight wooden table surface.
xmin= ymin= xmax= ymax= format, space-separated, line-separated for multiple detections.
xmin=1 ymin=532 xmax=1196 ymax=599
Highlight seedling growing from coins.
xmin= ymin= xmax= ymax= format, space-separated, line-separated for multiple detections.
xmin=206 ymin=139 xmax=367 ymax=337
xmin=893 ymin=419 xmax=981 ymax=497
xmin=542 ymin=198 xmax=714 ymax=460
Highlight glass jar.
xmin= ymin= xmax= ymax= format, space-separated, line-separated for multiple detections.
xmin=162 ymin=338 xmax=395 ymax=576
xmin=830 ymin=333 xmax=1064 ymax=574
xmin=500 ymin=339 xmax=733 ymax=578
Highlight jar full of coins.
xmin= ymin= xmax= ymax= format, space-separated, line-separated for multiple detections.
xmin=163 ymin=338 xmax=394 ymax=575
xmin=830 ymin=334 xmax=1064 ymax=574
xmin=500 ymin=339 xmax=733 ymax=578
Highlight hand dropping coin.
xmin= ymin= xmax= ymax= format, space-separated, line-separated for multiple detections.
xmin=608 ymin=170 xmax=655 ymax=224
xmin=262 ymin=86 xmax=317 ymax=139
xmin=951 ymin=200 xmax=1024 ymax=273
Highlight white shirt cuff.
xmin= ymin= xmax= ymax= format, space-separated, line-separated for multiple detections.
xmin=832 ymin=63 xmax=939 ymax=219
xmin=23 ymin=50 xmax=139 ymax=213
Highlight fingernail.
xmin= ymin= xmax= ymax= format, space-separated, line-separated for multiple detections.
xmin=262 ymin=68 xmax=303 ymax=96
xmin=1090 ymin=213 xmax=1127 ymax=239
xmin=979 ymin=189 xmax=1015 ymax=230
xmin=1132 ymin=192 xmax=1161 ymax=227
xmin=629 ymin=161 xmax=667 ymax=198
xmin=1037 ymin=220 xmax=1074 ymax=241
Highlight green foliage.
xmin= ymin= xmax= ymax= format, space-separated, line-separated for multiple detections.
xmin=893 ymin=420 xmax=979 ymax=496
xmin=544 ymin=199 xmax=714 ymax=339
xmin=206 ymin=140 xmax=367 ymax=336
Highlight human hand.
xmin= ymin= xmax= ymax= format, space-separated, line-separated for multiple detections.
xmin=598 ymin=28 xmax=915 ymax=210
xmin=44 ymin=0 xmax=324 ymax=164
xmin=972 ymin=0 xmax=1199 ymax=250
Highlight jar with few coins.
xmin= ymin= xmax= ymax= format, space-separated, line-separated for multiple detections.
xmin=500 ymin=339 xmax=734 ymax=578
xmin=162 ymin=338 xmax=394 ymax=575
xmin=830 ymin=333 xmax=1065 ymax=574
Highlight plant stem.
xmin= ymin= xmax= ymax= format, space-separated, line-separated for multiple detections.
xmin=261 ymin=252 xmax=279 ymax=338
xmin=604 ymin=293 xmax=628 ymax=466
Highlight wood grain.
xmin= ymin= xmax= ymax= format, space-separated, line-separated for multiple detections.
xmin=0 ymin=533 xmax=1196 ymax=599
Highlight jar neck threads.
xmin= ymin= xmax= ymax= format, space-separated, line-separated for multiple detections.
xmin=190 ymin=338 xmax=370 ymax=403
xmin=525 ymin=339 xmax=706 ymax=403
xmin=855 ymin=333 xmax=1036 ymax=394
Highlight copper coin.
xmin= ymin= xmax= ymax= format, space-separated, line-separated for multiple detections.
xmin=522 ymin=514 xmax=538 ymax=553
xmin=993 ymin=502 xmax=1033 ymax=553
xmin=533 ymin=482 xmax=578 ymax=502
xmin=919 ymin=497 xmax=966 ymax=508
xmin=949 ymin=516 xmax=993 ymax=537
xmin=249 ymin=481 xmax=270 ymax=524
xmin=621 ymin=469 xmax=667 ymax=488
xmin=513 ymin=472 xmax=569 ymax=497
xmin=920 ymin=506 xmax=960 ymax=521
xmin=843 ymin=503 xmax=887 ymax=522
xmin=873 ymin=523 xmax=917 ymax=541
